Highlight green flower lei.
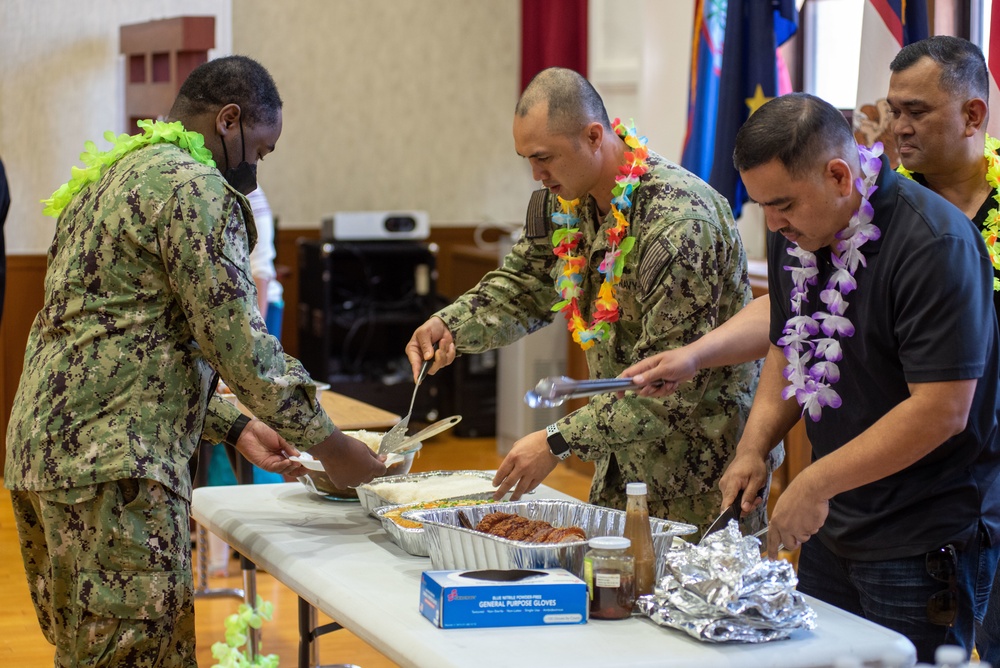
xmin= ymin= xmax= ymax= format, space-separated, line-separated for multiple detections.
xmin=897 ymin=134 xmax=1000 ymax=291
xmin=210 ymin=596 xmax=279 ymax=668
xmin=42 ymin=119 xmax=216 ymax=218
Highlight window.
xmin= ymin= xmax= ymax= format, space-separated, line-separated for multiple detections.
xmin=802 ymin=0 xmax=865 ymax=109
xmin=803 ymin=0 xmax=994 ymax=112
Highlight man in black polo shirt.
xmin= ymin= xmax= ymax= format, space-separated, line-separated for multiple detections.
xmin=888 ymin=36 xmax=999 ymax=314
xmin=718 ymin=92 xmax=1000 ymax=661
xmin=887 ymin=35 xmax=1000 ymax=662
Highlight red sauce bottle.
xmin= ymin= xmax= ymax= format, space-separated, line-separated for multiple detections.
xmin=623 ymin=482 xmax=656 ymax=597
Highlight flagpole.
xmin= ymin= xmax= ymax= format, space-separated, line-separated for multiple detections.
xmin=972 ymin=0 xmax=986 ymax=48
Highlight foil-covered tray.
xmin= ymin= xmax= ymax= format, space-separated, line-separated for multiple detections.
xmin=405 ymin=499 xmax=697 ymax=579
xmin=356 ymin=470 xmax=499 ymax=516
xmin=637 ymin=521 xmax=816 ymax=643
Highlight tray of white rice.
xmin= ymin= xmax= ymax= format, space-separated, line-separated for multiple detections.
xmin=403 ymin=499 xmax=697 ymax=580
xmin=356 ymin=470 xmax=500 ymax=516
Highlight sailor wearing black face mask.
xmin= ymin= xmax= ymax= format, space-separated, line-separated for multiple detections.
xmin=221 ymin=115 xmax=258 ymax=196
xmin=7 ymin=55 xmax=386 ymax=667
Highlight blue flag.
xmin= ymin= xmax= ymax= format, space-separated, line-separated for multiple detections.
xmin=707 ymin=0 xmax=798 ymax=218
xmin=875 ymin=0 xmax=928 ymax=45
xmin=680 ymin=0 xmax=729 ymax=180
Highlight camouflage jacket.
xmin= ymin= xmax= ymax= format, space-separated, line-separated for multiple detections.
xmin=4 ymin=143 xmax=335 ymax=500
xmin=436 ymin=151 xmax=760 ymax=519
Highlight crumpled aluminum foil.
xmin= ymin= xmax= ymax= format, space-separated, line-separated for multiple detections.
xmin=636 ymin=520 xmax=816 ymax=643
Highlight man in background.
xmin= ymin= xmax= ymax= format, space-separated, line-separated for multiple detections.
xmin=887 ymin=36 xmax=997 ymax=302
xmin=5 ymin=56 xmax=383 ymax=667
xmin=406 ymin=66 xmax=767 ymax=534
xmin=247 ymin=186 xmax=284 ymax=338
xmin=886 ymin=34 xmax=1000 ymax=664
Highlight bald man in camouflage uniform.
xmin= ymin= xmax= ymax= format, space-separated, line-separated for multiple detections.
xmin=4 ymin=56 xmax=384 ymax=667
xmin=407 ymin=67 xmax=777 ymax=534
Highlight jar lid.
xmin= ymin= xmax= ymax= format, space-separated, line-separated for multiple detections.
xmin=626 ymin=481 xmax=647 ymax=495
xmin=588 ymin=536 xmax=631 ymax=550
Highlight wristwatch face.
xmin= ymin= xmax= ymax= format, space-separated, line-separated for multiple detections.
xmin=546 ymin=425 xmax=571 ymax=460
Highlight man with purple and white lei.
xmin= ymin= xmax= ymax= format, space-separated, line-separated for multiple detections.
xmin=717 ymin=92 xmax=1000 ymax=661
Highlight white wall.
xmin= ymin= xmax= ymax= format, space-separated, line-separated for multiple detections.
xmin=232 ymin=0 xmax=536 ymax=231
xmin=234 ymin=0 xmax=696 ymax=232
xmin=638 ymin=0 xmax=696 ymax=162
xmin=0 ymin=1 xmax=233 ymax=254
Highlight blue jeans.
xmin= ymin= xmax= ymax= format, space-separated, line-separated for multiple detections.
xmin=976 ymin=564 xmax=1000 ymax=664
xmin=797 ymin=533 xmax=999 ymax=663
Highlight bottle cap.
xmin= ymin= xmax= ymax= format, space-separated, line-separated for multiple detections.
xmin=588 ymin=536 xmax=631 ymax=550
xmin=626 ymin=482 xmax=647 ymax=495
xmin=934 ymin=645 xmax=966 ymax=665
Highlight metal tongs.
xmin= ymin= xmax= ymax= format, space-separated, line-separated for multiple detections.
xmin=523 ymin=375 xmax=641 ymax=408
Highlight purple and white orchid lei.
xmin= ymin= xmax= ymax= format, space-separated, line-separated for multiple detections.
xmin=778 ymin=143 xmax=884 ymax=421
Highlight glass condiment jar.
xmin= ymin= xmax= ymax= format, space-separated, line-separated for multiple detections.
xmin=583 ymin=536 xmax=635 ymax=619
xmin=623 ymin=481 xmax=656 ymax=596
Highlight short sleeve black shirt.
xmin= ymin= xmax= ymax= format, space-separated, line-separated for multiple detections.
xmin=767 ymin=159 xmax=1000 ymax=560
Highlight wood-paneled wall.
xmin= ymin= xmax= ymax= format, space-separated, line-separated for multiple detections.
xmin=273 ymin=227 xmax=319 ymax=359
xmin=1 ymin=255 xmax=48 ymax=473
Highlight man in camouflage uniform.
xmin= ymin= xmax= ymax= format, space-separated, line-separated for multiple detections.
xmin=406 ymin=67 xmax=772 ymax=533
xmin=4 ymin=56 xmax=384 ymax=667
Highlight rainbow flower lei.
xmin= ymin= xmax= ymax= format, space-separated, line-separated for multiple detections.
xmin=778 ymin=143 xmax=883 ymax=421
xmin=551 ymin=118 xmax=649 ymax=350
xmin=897 ymin=134 xmax=1000 ymax=291
xmin=42 ymin=119 xmax=216 ymax=218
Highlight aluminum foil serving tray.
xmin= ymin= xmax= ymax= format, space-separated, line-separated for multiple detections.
xmin=373 ymin=500 xmax=493 ymax=557
xmin=356 ymin=470 xmax=499 ymax=516
xmin=404 ymin=499 xmax=697 ymax=579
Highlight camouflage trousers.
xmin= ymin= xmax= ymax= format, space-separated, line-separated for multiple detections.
xmin=590 ymin=443 xmax=784 ymax=542
xmin=10 ymin=479 xmax=196 ymax=667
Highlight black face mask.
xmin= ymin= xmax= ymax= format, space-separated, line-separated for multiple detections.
xmin=221 ymin=116 xmax=258 ymax=195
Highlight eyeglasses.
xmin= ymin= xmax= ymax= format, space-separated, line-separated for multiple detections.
xmin=926 ymin=544 xmax=958 ymax=627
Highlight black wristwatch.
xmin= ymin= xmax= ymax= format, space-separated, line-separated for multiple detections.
xmin=224 ymin=414 xmax=252 ymax=447
xmin=546 ymin=423 xmax=571 ymax=461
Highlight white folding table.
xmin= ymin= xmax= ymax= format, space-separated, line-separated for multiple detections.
xmin=191 ymin=483 xmax=916 ymax=668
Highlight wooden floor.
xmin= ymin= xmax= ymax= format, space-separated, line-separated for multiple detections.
xmin=0 ymin=434 xmax=593 ymax=667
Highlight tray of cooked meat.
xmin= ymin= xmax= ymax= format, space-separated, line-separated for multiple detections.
xmin=403 ymin=499 xmax=698 ymax=579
